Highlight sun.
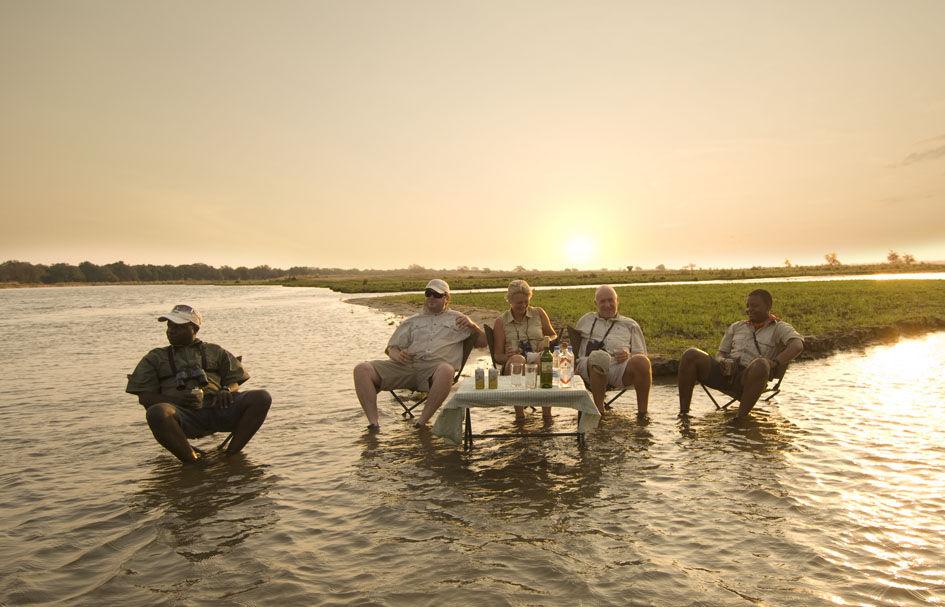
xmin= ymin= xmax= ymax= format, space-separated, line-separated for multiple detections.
xmin=564 ymin=235 xmax=595 ymax=266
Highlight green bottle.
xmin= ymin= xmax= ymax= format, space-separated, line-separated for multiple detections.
xmin=539 ymin=346 xmax=553 ymax=389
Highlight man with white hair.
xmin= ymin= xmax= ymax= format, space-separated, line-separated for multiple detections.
xmin=353 ymin=279 xmax=486 ymax=429
xmin=574 ymin=285 xmax=651 ymax=417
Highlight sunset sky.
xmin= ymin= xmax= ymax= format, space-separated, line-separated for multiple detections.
xmin=2 ymin=1 xmax=944 ymax=271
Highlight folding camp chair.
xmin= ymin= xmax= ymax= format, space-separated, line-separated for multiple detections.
xmin=483 ymin=324 xmax=501 ymax=370
xmin=389 ymin=332 xmax=479 ymax=418
xmin=566 ymin=325 xmax=626 ymax=410
xmin=699 ymin=363 xmax=788 ymax=410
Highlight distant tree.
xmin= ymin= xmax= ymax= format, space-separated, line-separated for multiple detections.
xmin=406 ymin=264 xmax=426 ymax=272
xmin=634 ymin=266 xmax=643 ymax=271
xmin=42 ymin=263 xmax=85 ymax=283
xmin=456 ymin=265 xmax=469 ymax=271
xmin=79 ymin=261 xmax=118 ymax=282
xmin=626 ymin=265 xmax=634 ymax=271
xmin=105 ymin=260 xmax=137 ymax=282
xmin=513 ymin=265 xmax=526 ymax=272
xmin=784 ymin=259 xmax=792 ymax=268
xmin=903 ymin=253 xmax=916 ymax=264
xmin=0 ymin=260 xmax=45 ymax=283
xmin=683 ymin=263 xmax=696 ymax=271
xmin=824 ymin=252 xmax=841 ymax=266
xmin=887 ymin=250 xmax=900 ymax=264
xmin=656 ymin=264 xmax=666 ymax=271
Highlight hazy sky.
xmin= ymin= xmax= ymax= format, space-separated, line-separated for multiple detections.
xmin=2 ymin=0 xmax=944 ymax=271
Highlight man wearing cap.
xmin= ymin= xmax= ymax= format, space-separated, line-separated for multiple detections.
xmin=677 ymin=288 xmax=804 ymax=419
xmin=353 ymin=279 xmax=485 ymax=429
xmin=126 ymin=304 xmax=272 ymax=463
xmin=574 ymin=285 xmax=651 ymax=417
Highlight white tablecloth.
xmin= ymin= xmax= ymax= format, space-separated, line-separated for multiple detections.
xmin=432 ymin=375 xmax=601 ymax=445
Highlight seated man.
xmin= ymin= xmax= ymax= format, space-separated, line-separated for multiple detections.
xmin=353 ymin=279 xmax=486 ymax=429
xmin=677 ymin=288 xmax=804 ymax=419
xmin=574 ymin=285 xmax=651 ymax=417
xmin=126 ymin=304 xmax=272 ymax=464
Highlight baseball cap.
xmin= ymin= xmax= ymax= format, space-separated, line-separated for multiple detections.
xmin=158 ymin=304 xmax=202 ymax=327
xmin=425 ymin=279 xmax=450 ymax=295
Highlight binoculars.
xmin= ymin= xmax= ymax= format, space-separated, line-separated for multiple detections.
xmin=175 ymin=365 xmax=209 ymax=390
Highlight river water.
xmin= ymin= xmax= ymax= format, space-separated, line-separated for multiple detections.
xmin=1 ymin=285 xmax=943 ymax=606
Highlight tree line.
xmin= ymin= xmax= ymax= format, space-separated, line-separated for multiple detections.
xmin=0 ymin=260 xmax=357 ymax=284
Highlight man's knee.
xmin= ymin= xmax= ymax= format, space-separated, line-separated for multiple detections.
xmin=625 ymin=354 xmax=651 ymax=385
xmin=679 ymin=348 xmax=705 ymax=367
xmin=242 ymin=389 xmax=272 ymax=412
xmin=744 ymin=358 xmax=770 ymax=383
xmin=433 ymin=363 xmax=455 ymax=381
xmin=354 ymin=362 xmax=380 ymax=387
xmin=145 ymin=402 xmax=177 ymax=427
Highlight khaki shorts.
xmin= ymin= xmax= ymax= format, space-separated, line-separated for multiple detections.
xmin=370 ymin=359 xmax=449 ymax=392
xmin=576 ymin=351 xmax=630 ymax=389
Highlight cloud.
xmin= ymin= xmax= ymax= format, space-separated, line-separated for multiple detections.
xmin=900 ymin=135 xmax=945 ymax=166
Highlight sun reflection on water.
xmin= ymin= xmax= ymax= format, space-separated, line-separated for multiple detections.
xmin=797 ymin=332 xmax=945 ymax=601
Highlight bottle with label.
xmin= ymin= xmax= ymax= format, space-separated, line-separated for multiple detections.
xmin=559 ymin=346 xmax=574 ymax=388
xmin=539 ymin=346 xmax=553 ymax=389
xmin=551 ymin=346 xmax=560 ymax=386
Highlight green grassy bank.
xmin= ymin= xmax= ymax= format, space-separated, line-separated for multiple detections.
xmin=378 ymin=279 xmax=945 ymax=361
xmin=282 ymin=263 xmax=945 ymax=293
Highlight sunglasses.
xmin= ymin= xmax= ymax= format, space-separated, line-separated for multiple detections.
xmin=425 ymin=289 xmax=446 ymax=298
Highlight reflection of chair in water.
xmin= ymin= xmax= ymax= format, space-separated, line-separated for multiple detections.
xmin=699 ymin=364 xmax=788 ymax=410
xmin=566 ymin=325 xmax=627 ymax=410
xmin=389 ymin=333 xmax=478 ymax=418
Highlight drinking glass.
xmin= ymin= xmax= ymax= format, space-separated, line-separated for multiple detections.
xmin=524 ymin=363 xmax=538 ymax=389
xmin=510 ymin=362 xmax=525 ymax=388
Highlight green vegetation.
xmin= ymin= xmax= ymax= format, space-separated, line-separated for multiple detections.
xmin=284 ymin=263 xmax=945 ymax=293
xmin=379 ymin=279 xmax=945 ymax=359
xmin=3 ymin=258 xmax=942 ymax=290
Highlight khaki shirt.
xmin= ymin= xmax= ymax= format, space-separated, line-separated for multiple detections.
xmin=499 ymin=307 xmax=546 ymax=353
xmin=574 ymin=312 xmax=647 ymax=359
xmin=718 ymin=319 xmax=804 ymax=367
xmin=387 ymin=308 xmax=472 ymax=369
xmin=126 ymin=340 xmax=249 ymax=398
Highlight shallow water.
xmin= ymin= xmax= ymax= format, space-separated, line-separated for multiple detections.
xmin=1 ymin=285 xmax=943 ymax=606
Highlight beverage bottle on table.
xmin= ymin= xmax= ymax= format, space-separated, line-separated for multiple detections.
xmin=539 ymin=346 xmax=553 ymax=389
xmin=552 ymin=346 xmax=560 ymax=386
xmin=559 ymin=346 xmax=574 ymax=388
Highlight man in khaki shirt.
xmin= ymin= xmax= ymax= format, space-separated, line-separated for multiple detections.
xmin=677 ymin=289 xmax=804 ymax=419
xmin=353 ymin=279 xmax=485 ymax=429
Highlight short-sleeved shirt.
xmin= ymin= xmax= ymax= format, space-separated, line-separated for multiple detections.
xmin=718 ymin=319 xmax=804 ymax=367
xmin=499 ymin=307 xmax=546 ymax=353
xmin=574 ymin=312 xmax=647 ymax=359
xmin=386 ymin=308 xmax=473 ymax=369
xmin=125 ymin=340 xmax=249 ymax=400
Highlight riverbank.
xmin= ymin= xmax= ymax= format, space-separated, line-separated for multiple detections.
xmin=348 ymin=279 xmax=945 ymax=377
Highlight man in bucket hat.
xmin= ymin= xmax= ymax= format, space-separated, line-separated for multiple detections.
xmin=353 ymin=279 xmax=485 ymax=429
xmin=126 ymin=304 xmax=272 ymax=463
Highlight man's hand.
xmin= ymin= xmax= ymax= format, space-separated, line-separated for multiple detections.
xmin=455 ymin=315 xmax=478 ymax=331
xmin=180 ymin=391 xmax=203 ymax=408
xmin=210 ymin=388 xmax=236 ymax=408
xmin=389 ymin=346 xmax=413 ymax=365
xmin=613 ymin=348 xmax=630 ymax=363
